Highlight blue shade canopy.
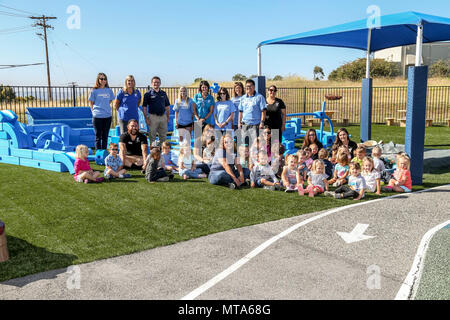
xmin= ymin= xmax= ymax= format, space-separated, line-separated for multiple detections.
xmin=258 ymin=11 xmax=450 ymax=52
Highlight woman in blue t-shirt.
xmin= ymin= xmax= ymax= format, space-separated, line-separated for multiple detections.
xmin=173 ymin=86 xmax=198 ymax=142
xmin=114 ymin=75 xmax=142 ymax=134
xmin=213 ymin=87 xmax=235 ymax=134
xmin=88 ymin=73 xmax=115 ymax=150
xmin=193 ymin=80 xmax=215 ymax=130
xmin=231 ymin=82 xmax=244 ymax=130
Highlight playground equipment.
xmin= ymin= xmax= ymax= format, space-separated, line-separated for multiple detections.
xmin=0 ymin=109 xmax=95 ymax=174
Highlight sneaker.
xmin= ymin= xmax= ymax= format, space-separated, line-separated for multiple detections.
xmin=123 ymin=173 xmax=131 ymax=178
xmin=334 ymin=193 xmax=343 ymax=199
xmin=168 ymin=174 xmax=174 ymax=180
xmin=141 ymin=169 xmax=146 ymax=174
xmin=332 ymin=181 xmax=341 ymax=187
xmin=198 ymin=173 xmax=207 ymax=179
xmin=298 ymin=184 xmax=304 ymax=196
xmin=96 ymin=177 xmax=105 ymax=183
xmin=263 ymin=185 xmax=275 ymax=191
xmin=83 ymin=179 xmax=89 ymax=184
xmin=382 ymin=186 xmax=393 ymax=192
xmin=324 ymin=191 xmax=335 ymax=197
xmin=308 ymin=188 xmax=315 ymax=198
xmin=228 ymin=182 xmax=237 ymax=190
xmin=274 ymin=184 xmax=282 ymax=191
xmin=157 ymin=176 xmax=169 ymax=182
xmin=285 ymin=186 xmax=295 ymax=193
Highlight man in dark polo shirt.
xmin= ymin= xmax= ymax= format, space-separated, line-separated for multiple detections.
xmin=142 ymin=76 xmax=171 ymax=145
xmin=119 ymin=119 xmax=148 ymax=170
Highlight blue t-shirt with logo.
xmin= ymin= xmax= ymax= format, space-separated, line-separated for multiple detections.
xmin=89 ymin=88 xmax=115 ymax=118
xmin=239 ymin=92 xmax=267 ymax=125
xmin=116 ymin=89 xmax=142 ymax=122
xmin=231 ymin=96 xmax=243 ymax=126
xmin=214 ymin=100 xmax=235 ymax=130
xmin=193 ymin=93 xmax=215 ymax=125
xmin=173 ymin=98 xmax=195 ymax=126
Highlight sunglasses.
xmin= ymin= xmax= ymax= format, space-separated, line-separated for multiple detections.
xmin=99 ymin=78 xmax=107 ymax=81
xmin=110 ymin=148 xmax=118 ymax=151
xmin=220 ymin=92 xmax=227 ymax=95
xmin=268 ymin=89 xmax=276 ymax=92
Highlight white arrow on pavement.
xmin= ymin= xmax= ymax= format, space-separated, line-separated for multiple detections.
xmin=337 ymin=224 xmax=376 ymax=244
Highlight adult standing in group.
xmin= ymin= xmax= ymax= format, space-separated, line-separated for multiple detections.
xmin=119 ymin=119 xmax=148 ymax=170
xmin=193 ymin=80 xmax=215 ymax=130
xmin=142 ymin=76 xmax=171 ymax=145
xmin=265 ymin=85 xmax=286 ymax=134
xmin=231 ymin=82 xmax=244 ymax=130
xmin=88 ymin=73 xmax=115 ymax=150
xmin=238 ymin=79 xmax=267 ymax=140
xmin=302 ymin=128 xmax=324 ymax=150
xmin=208 ymin=134 xmax=245 ymax=189
xmin=214 ymin=87 xmax=235 ymax=134
xmin=173 ymin=86 xmax=196 ymax=143
xmin=331 ymin=127 xmax=358 ymax=159
xmin=115 ymin=75 xmax=142 ymax=134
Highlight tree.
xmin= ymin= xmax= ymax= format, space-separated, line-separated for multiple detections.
xmin=272 ymin=75 xmax=283 ymax=81
xmin=313 ymin=66 xmax=325 ymax=80
xmin=328 ymin=58 xmax=401 ymax=81
xmin=0 ymin=85 xmax=16 ymax=102
xmin=430 ymin=60 xmax=450 ymax=78
xmin=193 ymin=77 xmax=203 ymax=83
xmin=249 ymin=74 xmax=258 ymax=79
xmin=232 ymin=73 xmax=246 ymax=81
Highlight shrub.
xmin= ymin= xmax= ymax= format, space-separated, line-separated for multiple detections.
xmin=232 ymin=73 xmax=246 ymax=81
xmin=328 ymin=58 xmax=401 ymax=81
xmin=429 ymin=60 xmax=450 ymax=78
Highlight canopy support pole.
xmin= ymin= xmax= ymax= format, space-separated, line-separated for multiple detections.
xmin=257 ymin=46 xmax=262 ymax=76
xmin=361 ymin=28 xmax=373 ymax=142
xmin=415 ymin=24 xmax=423 ymax=66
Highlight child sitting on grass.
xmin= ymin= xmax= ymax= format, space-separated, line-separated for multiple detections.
xmin=178 ymin=142 xmax=207 ymax=180
xmin=104 ymin=143 xmax=131 ymax=180
xmin=371 ymin=145 xmax=385 ymax=173
xmin=300 ymin=159 xmax=328 ymax=197
xmin=310 ymin=143 xmax=319 ymax=161
xmin=351 ymin=145 xmax=366 ymax=167
xmin=281 ymin=154 xmax=300 ymax=192
xmin=74 ymin=144 xmax=104 ymax=183
xmin=318 ymin=148 xmax=333 ymax=180
xmin=326 ymin=162 xmax=366 ymax=200
xmin=328 ymin=151 xmax=349 ymax=187
xmin=361 ymin=156 xmax=381 ymax=195
xmin=383 ymin=153 xmax=412 ymax=193
xmin=145 ymin=147 xmax=173 ymax=183
xmin=161 ymin=141 xmax=178 ymax=173
xmin=250 ymin=150 xmax=281 ymax=191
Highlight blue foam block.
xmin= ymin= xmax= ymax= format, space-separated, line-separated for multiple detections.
xmin=54 ymin=153 xmax=75 ymax=174
xmin=0 ymin=155 xmax=20 ymax=165
xmin=0 ymin=110 xmax=18 ymax=123
xmin=0 ymin=146 xmax=10 ymax=155
xmin=0 ymin=131 xmax=7 ymax=139
xmin=0 ymin=140 xmax=9 ymax=147
xmin=95 ymin=149 xmax=108 ymax=165
xmin=32 ymin=150 xmax=56 ymax=162
xmin=19 ymin=157 xmax=65 ymax=172
xmin=10 ymin=148 xmax=33 ymax=159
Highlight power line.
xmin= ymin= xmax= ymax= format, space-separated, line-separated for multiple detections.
xmin=0 ymin=63 xmax=44 ymax=69
xmin=0 ymin=10 xmax=29 ymax=18
xmin=0 ymin=4 xmax=39 ymax=16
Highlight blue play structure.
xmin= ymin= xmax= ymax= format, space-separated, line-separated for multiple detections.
xmin=0 ymin=109 xmax=95 ymax=174
xmin=282 ymin=101 xmax=337 ymax=155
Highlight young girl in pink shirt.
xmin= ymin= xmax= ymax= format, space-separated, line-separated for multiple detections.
xmin=74 ymin=144 xmax=104 ymax=183
xmin=385 ymin=154 xmax=412 ymax=192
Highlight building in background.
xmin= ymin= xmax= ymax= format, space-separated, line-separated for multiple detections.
xmin=374 ymin=42 xmax=450 ymax=78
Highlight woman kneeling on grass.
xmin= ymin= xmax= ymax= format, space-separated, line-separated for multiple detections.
xmin=74 ymin=144 xmax=104 ymax=183
xmin=208 ymin=134 xmax=245 ymax=189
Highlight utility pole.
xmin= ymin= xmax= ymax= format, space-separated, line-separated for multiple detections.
xmin=31 ymin=15 xmax=57 ymax=100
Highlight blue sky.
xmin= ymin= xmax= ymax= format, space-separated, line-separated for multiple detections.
xmin=1 ymin=0 xmax=449 ymax=87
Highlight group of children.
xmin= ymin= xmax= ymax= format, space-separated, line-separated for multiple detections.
xmin=73 ymin=132 xmax=413 ymax=201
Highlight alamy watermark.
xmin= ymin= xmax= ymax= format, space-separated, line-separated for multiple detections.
xmin=66 ymin=266 xmax=81 ymax=290
xmin=366 ymin=265 xmax=381 ymax=290
xmin=66 ymin=5 xmax=81 ymax=30
xmin=366 ymin=5 xmax=381 ymax=29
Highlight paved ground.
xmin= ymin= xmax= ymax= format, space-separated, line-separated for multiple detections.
xmin=0 ymin=185 xmax=449 ymax=300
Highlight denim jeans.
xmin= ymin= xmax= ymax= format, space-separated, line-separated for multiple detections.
xmin=208 ymin=168 xmax=241 ymax=186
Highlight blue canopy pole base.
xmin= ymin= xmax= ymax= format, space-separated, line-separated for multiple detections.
xmin=253 ymin=76 xmax=266 ymax=98
xmin=360 ymin=78 xmax=373 ymax=142
xmin=405 ymin=66 xmax=428 ymax=185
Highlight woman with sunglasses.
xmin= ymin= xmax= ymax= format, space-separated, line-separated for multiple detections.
xmin=265 ymin=85 xmax=286 ymax=133
xmin=302 ymin=128 xmax=324 ymax=150
xmin=114 ymin=75 xmax=142 ymax=134
xmin=88 ymin=73 xmax=115 ymax=150
xmin=214 ymin=87 xmax=235 ymax=134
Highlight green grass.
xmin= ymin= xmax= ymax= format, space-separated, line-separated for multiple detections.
xmin=0 ymin=124 xmax=449 ymax=282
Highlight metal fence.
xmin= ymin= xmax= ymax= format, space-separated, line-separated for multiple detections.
xmin=1 ymin=85 xmax=449 ymax=126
